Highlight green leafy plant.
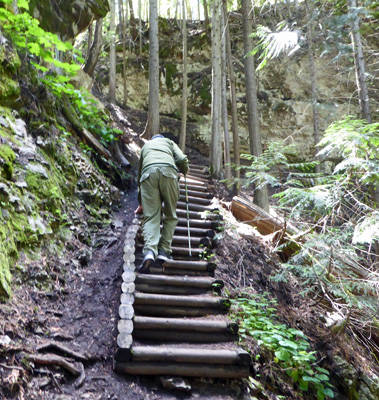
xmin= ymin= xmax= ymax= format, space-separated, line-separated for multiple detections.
xmin=70 ymin=88 xmax=122 ymax=146
xmin=0 ymin=0 xmax=84 ymax=76
xmin=0 ymin=0 xmax=121 ymax=148
xmin=232 ymin=292 xmax=334 ymax=399
xmin=276 ymin=117 xmax=379 ymax=245
xmin=240 ymin=141 xmax=319 ymax=193
xmin=250 ymin=23 xmax=300 ymax=71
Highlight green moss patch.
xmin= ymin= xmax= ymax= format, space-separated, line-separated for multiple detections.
xmin=0 ymin=143 xmax=16 ymax=179
xmin=0 ymin=215 xmax=17 ymax=299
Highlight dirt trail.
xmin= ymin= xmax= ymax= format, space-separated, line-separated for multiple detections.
xmin=1 ymin=185 xmax=251 ymax=400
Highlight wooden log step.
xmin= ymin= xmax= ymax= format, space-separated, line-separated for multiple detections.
xmin=134 ymin=316 xmax=237 ymax=334
xmin=170 ymin=245 xmax=213 ymax=258
xmin=179 ymin=194 xmax=212 ymax=205
xmin=186 ymin=174 xmax=209 ymax=183
xmin=114 ymin=361 xmax=250 ymax=378
xmin=133 ymin=330 xmax=236 ymax=342
xmin=172 ymin=235 xmax=213 ymax=248
xmin=180 ymin=189 xmax=212 ymax=199
xmin=176 ymin=209 xmax=219 ymax=220
xmin=149 ymin=267 xmax=214 ymax=277
xmin=176 ymin=201 xmax=216 ymax=212
xmin=188 ymin=171 xmax=209 ymax=180
xmin=135 ymin=275 xmax=222 ymax=294
xmin=174 ymin=226 xmax=215 ymax=238
xmin=189 ymin=164 xmax=209 ymax=171
xmin=188 ymin=167 xmax=208 ymax=174
xmin=163 ymin=259 xmax=217 ymax=272
xmin=135 ymin=284 xmax=213 ymax=295
xmin=133 ymin=304 xmax=228 ymax=317
xmin=176 ymin=218 xmax=220 ymax=230
xmin=127 ymin=347 xmax=249 ymax=366
xmin=135 ymin=274 xmax=222 ymax=289
xmin=179 ymin=183 xmax=208 ymax=192
xmin=135 ymin=244 xmax=213 ymax=257
xmin=134 ymin=293 xmax=230 ymax=309
xmin=180 ymin=176 xmax=206 ymax=186
xmin=135 ymin=280 xmax=220 ymax=294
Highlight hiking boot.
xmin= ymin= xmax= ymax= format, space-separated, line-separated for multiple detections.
xmin=137 ymin=250 xmax=155 ymax=273
xmin=157 ymin=249 xmax=173 ymax=262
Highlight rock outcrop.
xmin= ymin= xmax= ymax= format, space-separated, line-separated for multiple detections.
xmin=28 ymin=0 xmax=109 ymax=41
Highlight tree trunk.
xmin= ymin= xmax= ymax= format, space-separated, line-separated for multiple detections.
xmin=109 ymin=0 xmax=116 ymax=104
xmin=86 ymin=23 xmax=93 ymax=59
xmin=128 ymin=0 xmax=137 ymax=40
xmin=223 ymin=0 xmax=240 ymax=194
xmin=348 ymin=0 xmax=377 ymax=264
xmin=241 ymin=0 xmax=269 ymax=211
xmin=210 ymin=0 xmax=223 ymax=179
xmin=175 ymin=0 xmax=179 ymax=20
xmin=179 ymin=0 xmax=188 ymax=152
xmin=203 ymin=0 xmax=209 ymax=26
xmin=348 ymin=0 xmax=371 ymax=122
xmin=142 ymin=0 xmax=160 ymax=139
xmin=121 ymin=0 xmax=128 ymax=106
xmin=221 ymin=8 xmax=231 ymax=180
xmin=118 ymin=1 xmax=123 ymax=39
xmin=83 ymin=18 xmax=103 ymax=77
xmin=138 ymin=0 xmax=142 ymax=54
xmin=305 ymin=1 xmax=320 ymax=173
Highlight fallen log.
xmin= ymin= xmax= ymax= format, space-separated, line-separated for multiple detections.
xmin=231 ymin=196 xmax=372 ymax=280
xmin=231 ymin=196 xmax=296 ymax=236
xmin=80 ymin=128 xmax=112 ymax=159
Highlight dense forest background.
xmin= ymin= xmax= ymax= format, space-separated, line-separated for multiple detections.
xmin=1 ymin=0 xmax=379 ymax=399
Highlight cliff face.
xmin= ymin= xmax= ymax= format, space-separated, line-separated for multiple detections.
xmin=0 ymin=0 xmax=117 ymax=299
xmin=97 ymin=12 xmax=374 ymax=160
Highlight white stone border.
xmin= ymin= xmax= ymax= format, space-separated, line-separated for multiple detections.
xmin=116 ymin=217 xmax=141 ymax=350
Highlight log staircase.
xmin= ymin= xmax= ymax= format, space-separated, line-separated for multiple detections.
xmin=114 ymin=164 xmax=251 ymax=379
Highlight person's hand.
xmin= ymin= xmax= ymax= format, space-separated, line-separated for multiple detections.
xmin=134 ymin=205 xmax=143 ymax=214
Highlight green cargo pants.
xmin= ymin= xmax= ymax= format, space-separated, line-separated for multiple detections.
xmin=140 ymin=166 xmax=180 ymax=257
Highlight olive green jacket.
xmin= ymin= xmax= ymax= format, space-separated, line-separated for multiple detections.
xmin=137 ymin=137 xmax=189 ymax=201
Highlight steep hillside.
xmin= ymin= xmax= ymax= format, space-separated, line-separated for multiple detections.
xmin=1 ymin=2 xmax=379 ymax=399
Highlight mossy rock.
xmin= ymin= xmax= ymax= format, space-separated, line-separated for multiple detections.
xmin=28 ymin=0 xmax=109 ymax=40
xmin=0 ymin=144 xmax=16 ymax=180
xmin=163 ymin=62 xmax=178 ymax=90
xmin=0 ymin=40 xmax=21 ymax=108
xmin=0 ymin=214 xmax=18 ymax=300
